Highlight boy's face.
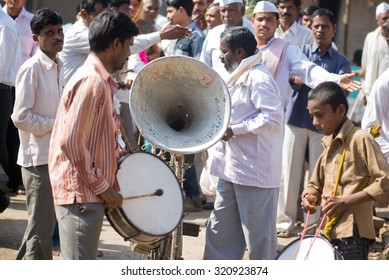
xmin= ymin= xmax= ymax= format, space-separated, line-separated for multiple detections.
xmin=166 ymin=6 xmax=183 ymax=25
xmin=307 ymin=99 xmax=346 ymax=136
xmin=33 ymin=24 xmax=64 ymax=59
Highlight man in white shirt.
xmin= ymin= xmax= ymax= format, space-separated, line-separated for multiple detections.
xmin=12 ymin=8 xmax=64 ymax=259
xmin=60 ymin=0 xmax=190 ymax=82
xmin=3 ymin=0 xmax=37 ymax=194
xmin=204 ymin=26 xmax=283 ymax=260
xmin=362 ymin=22 xmax=389 ymax=163
xmin=3 ymin=0 xmax=36 ymax=62
xmin=274 ymin=0 xmax=313 ymax=46
xmin=200 ymin=0 xmax=253 ymax=79
xmin=0 ymin=2 xmax=20 ymax=213
xmin=251 ymin=1 xmax=361 ymax=237
xmin=361 ymin=2 xmax=389 ymax=100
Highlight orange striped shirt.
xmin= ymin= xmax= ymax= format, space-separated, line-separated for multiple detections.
xmin=48 ymin=53 xmax=120 ymax=205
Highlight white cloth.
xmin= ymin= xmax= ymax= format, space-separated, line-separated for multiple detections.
xmin=376 ymin=2 xmax=389 ymax=17
xmin=361 ymin=26 xmax=389 ymax=98
xmin=253 ymin=1 xmax=278 ymax=14
xmin=260 ymin=38 xmax=341 ymax=113
xmin=0 ymin=6 xmax=21 ymax=86
xmin=155 ymin=14 xmax=169 ymax=31
xmin=3 ymin=5 xmax=37 ymax=64
xmin=275 ymin=21 xmax=314 ymax=47
xmin=199 ymin=17 xmax=254 ymax=80
xmin=219 ymin=0 xmax=242 ymax=6
xmin=60 ymin=18 xmax=161 ymax=82
xmin=361 ymin=67 xmax=389 ymax=154
xmin=12 ymin=48 xmax=65 ymax=167
xmin=210 ymin=52 xmax=284 ymax=188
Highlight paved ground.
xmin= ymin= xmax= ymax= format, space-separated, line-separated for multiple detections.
xmin=1 ymin=170 xmax=388 ymax=260
xmin=0 ymin=176 xmax=297 ymax=260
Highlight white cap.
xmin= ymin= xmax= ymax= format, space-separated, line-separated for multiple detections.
xmin=376 ymin=2 xmax=389 ymax=18
xmin=219 ymin=0 xmax=243 ymax=7
xmin=253 ymin=1 xmax=279 ymax=14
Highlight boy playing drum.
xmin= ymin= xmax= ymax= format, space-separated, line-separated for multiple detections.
xmin=302 ymin=81 xmax=389 ymax=260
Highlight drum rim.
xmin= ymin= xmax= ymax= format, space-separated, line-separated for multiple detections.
xmin=108 ymin=151 xmax=184 ymax=238
xmin=275 ymin=235 xmax=341 ymax=260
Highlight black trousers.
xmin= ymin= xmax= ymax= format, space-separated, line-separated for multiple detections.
xmin=331 ymin=224 xmax=371 ymax=260
xmin=0 ymin=84 xmax=22 ymax=189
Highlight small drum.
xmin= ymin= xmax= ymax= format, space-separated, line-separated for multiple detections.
xmin=106 ymin=152 xmax=183 ymax=244
xmin=276 ymin=236 xmax=343 ymax=260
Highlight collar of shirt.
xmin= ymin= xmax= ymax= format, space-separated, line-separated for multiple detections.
xmin=322 ymin=118 xmax=354 ymax=148
xmin=277 ymin=21 xmax=298 ymax=36
xmin=2 ymin=5 xmax=29 ymax=19
xmin=36 ymin=48 xmax=63 ymax=71
xmin=311 ymin=41 xmax=335 ymax=58
xmin=86 ymin=53 xmax=118 ymax=93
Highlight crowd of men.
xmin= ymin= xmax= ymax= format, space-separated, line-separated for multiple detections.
xmin=1 ymin=0 xmax=389 ymax=261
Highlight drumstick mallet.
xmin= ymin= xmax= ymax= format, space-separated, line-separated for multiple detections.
xmin=123 ymin=189 xmax=164 ymax=200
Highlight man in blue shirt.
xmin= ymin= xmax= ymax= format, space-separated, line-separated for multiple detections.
xmin=279 ymin=8 xmax=352 ymax=236
xmin=166 ymin=0 xmax=205 ymax=59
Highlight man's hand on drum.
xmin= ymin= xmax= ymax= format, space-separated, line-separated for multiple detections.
xmin=301 ymin=193 xmax=318 ymax=214
xmin=100 ymin=188 xmax=123 ymax=211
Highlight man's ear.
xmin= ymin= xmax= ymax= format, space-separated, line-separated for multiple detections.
xmin=235 ymin=47 xmax=246 ymax=61
xmin=240 ymin=5 xmax=245 ymax=17
xmin=32 ymin=34 xmax=39 ymax=43
xmin=337 ymin=103 xmax=347 ymax=117
xmin=112 ymin=38 xmax=121 ymax=50
xmin=79 ymin=9 xmax=88 ymax=20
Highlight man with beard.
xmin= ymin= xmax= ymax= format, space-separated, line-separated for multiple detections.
xmin=203 ymin=26 xmax=283 ymax=260
xmin=11 ymin=8 xmax=64 ymax=259
xmin=48 ymin=10 xmax=138 ymax=260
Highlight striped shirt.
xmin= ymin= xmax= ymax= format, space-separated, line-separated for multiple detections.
xmin=48 ymin=53 xmax=120 ymax=205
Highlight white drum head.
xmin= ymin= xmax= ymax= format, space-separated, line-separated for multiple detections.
xmin=117 ymin=153 xmax=183 ymax=236
xmin=277 ymin=236 xmax=338 ymax=260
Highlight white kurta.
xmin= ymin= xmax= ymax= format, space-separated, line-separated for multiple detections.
xmin=361 ymin=26 xmax=389 ymax=98
xmin=361 ymin=67 xmax=389 ymax=155
xmin=274 ymin=21 xmax=314 ymax=47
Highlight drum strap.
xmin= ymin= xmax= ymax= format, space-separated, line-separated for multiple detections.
xmin=294 ymin=124 xmax=380 ymax=259
xmin=322 ymin=127 xmax=357 ymax=240
xmin=323 ymin=124 xmax=380 ymax=240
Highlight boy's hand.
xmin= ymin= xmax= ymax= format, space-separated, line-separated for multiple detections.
xmin=322 ymin=195 xmax=346 ymax=219
xmin=301 ymin=193 xmax=318 ymax=214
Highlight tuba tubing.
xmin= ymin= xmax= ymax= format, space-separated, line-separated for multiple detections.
xmin=130 ymin=56 xmax=231 ymax=154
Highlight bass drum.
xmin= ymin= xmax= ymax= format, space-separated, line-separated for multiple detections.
xmin=276 ymin=236 xmax=343 ymax=260
xmin=106 ymin=152 xmax=183 ymax=244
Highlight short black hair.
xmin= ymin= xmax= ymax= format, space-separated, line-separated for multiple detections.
xmin=308 ymin=82 xmax=349 ymax=114
xmin=89 ymin=10 xmax=139 ymax=52
xmin=166 ymin=0 xmax=194 ymax=17
xmin=80 ymin=0 xmax=110 ymax=15
xmin=220 ymin=26 xmax=257 ymax=57
xmin=277 ymin=0 xmax=301 ymax=8
xmin=352 ymin=49 xmax=362 ymax=66
xmin=311 ymin=8 xmax=336 ymax=25
xmin=30 ymin=8 xmax=63 ymax=35
xmin=110 ymin=0 xmax=130 ymax=8
xmin=301 ymin=5 xmax=318 ymax=16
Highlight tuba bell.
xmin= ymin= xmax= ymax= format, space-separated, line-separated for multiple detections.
xmin=130 ymin=56 xmax=231 ymax=154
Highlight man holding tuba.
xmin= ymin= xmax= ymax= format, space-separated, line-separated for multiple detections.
xmin=203 ymin=26 xmax=283 ymax=260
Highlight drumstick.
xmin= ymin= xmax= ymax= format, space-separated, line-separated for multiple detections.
xmin=123 ymin=189 xmax=164 ymax=200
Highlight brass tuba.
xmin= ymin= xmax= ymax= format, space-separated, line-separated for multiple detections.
xmin=130 ymin=56 xmax=231 ymax=154
xmin=129 ymin=56 xmax=230 ymax=259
